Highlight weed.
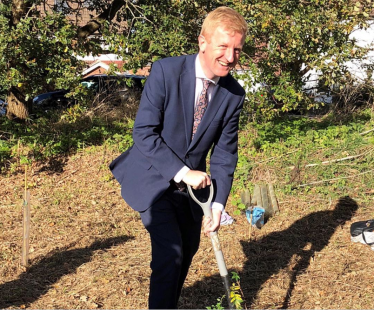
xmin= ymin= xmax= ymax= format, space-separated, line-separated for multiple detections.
xmin=0 ymin=104 xmax=135 ymax=172
xmin=230 ymin=108 xmax=374 ymax=214
xmin=206 ymin=296 xmax=225 ymax=310
xmin=230 ymin=272 xmax=244 ymax=309
xmin=231 ymin=196 xmax=246 ymax=216
xmin=207 ymin=272 xmax=244 ymax=310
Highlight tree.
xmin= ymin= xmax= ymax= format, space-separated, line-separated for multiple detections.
xmin=0 ymin=0 xmax=214 ymax=120
xmin=1 ymin=0 xmax=88 ymax=119
xmin=2 ymin=0 xmax=373 ymax=121
xmin=231 ymin=0 xmax=374 ymax=119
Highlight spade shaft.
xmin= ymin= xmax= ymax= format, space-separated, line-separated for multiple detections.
xmin=187 ymin=184 xmax=234 ymax=309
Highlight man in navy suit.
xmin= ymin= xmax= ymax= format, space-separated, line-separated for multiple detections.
xmin=110 ymin=6 xmax=247 ymax=309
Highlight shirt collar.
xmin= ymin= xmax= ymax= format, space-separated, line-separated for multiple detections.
xmin=195 ymin=55 xmax=220 ymax=85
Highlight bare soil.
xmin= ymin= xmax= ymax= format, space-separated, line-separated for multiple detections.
xmin=1 ymin=147 xmax=374 ymax=309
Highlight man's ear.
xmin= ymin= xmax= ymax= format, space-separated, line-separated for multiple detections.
xmin=198 ymin=35 xmax=207 ymax=52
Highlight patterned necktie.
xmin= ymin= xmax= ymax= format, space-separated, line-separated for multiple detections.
xmin=192 ymin=79 xmax=211 ymax=139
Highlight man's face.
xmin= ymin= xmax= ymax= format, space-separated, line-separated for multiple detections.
xmin=198 ymin=26 xmax=244 ymax=80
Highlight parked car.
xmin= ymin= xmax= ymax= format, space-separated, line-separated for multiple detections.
xmin=33 ymin=74 xmax=146 ymax=108
xmin=33 ymin=90 xmax=70 ymax=107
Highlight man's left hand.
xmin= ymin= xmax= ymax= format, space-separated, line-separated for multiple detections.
xmin=203 ymin=209 xmax=222 ymax=237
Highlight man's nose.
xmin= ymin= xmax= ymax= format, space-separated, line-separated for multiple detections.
xmin=225 ymin=48 xmax=235 ymax=63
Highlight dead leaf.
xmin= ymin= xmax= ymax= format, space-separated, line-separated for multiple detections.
xmin=88 ymin=302 xmax=99 ymax=309
xmin=80 ymin=295 xmax=89 ymax=302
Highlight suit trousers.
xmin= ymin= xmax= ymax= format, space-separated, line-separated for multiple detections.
xmin=140 ymin=186 xmax=202 ymax=309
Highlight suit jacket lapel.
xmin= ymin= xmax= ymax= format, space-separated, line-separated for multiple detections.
xmin=180 ymin=56 xmax=197 ymax=149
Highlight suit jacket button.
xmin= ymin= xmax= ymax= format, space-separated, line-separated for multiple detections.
xmin=185 ymin=155 xmax=189 ymax=159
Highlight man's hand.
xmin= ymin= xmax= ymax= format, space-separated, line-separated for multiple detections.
xmin=182 ymin=170 xmax=211 ymax=190
xmin=203 ymin=209 xmax=222 ymax=237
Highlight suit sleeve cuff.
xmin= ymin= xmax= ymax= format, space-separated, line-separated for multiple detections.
xmin=174 ymin=166 xmax=190 ymax=183
xmin=211 ymin=202 xmax=224 ymax=213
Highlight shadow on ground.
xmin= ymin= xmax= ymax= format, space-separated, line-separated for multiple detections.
xmin=181 ymin=196 xmax=358 ymax=309
xmin=0 ymin=235 xmax=133 ymax=308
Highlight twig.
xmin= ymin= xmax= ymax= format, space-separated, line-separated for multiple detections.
xmin=291 ymin=147 xmax=374 ymax=168
xmin=249 ymin=212 xmax=253 ymax=241
xmin=255 ymin=149 xmax=299 ymax=164
xmin=360 ymin=128 xmax=374 ymax=136
xmin=296 ymin=168 xmax=374 ymax=188
xmin=22 ymin=166 xmax=30 ymax=268
xmin=0 ymin=130 xmax=12 ymax=135
xmin=305 ymin=150 xmax=373 ymax=167
xmin=25 ymin=4 xmax=36 ymax=19
xmin=305 ymin=154 xmax=357 ymax=167
xmin=57 ymin=169 xmax=78 ymax=184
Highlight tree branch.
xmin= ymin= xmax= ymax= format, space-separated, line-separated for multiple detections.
xmin=288 ymin=147 xmax=373 ymax=169
xmin=299 ymin=65 xmax=311 ymax=77
xmin=304 ymin=148 xmax=373 ymax=167
xmin=77 ymin=0 xmax=128 ymax=39
xmin=11 ymin=0 xmax=33 ymax=26
xmin=295 ymin=168 xmax=374 ymax=188
xmin=360 ymin=128 xmax=374 ymax=136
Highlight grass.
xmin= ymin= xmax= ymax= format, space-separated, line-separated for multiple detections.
xmin=1 ymin=100 xmax=374 ymax=309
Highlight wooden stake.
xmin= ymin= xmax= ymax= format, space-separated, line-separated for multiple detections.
xmin=22 ymin=166 xmax=30 ymax=268
xmin=240 ymin=190 xmax=251 ymax=208
xmin=261 ymin=184 xmax=273 ymax=219
xmin=249 ymin=212 xmax=253 ymax=241
xmin=253 ymin=184 xmax=261 ymax=206
xmin=268 ymin=184 xmax=279 ymax=214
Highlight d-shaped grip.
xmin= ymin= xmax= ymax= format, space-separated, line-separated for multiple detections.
xmin=187 ymin=184 xmax=214 ymax=219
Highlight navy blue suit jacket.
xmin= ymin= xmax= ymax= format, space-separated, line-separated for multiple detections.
xmin=110 ymin=54 xmax=245 ymax=218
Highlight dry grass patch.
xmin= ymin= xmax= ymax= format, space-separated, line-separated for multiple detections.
xmin=1 ymin=145 xmax=374 ymax=309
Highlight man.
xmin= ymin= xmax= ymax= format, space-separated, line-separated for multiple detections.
xmin=110 ymin=6 xmax=247 ymax=309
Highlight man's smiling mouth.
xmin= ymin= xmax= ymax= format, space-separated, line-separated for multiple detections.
xmin=218 ymin=60 xmax=230 ymax=67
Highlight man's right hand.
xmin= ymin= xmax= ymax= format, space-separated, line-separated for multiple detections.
xmin=182 ymin=170 xmax=211 ymax=190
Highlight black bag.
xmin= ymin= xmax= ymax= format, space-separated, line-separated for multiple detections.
xmin=350 ymin=219 xmax=374 ymax=245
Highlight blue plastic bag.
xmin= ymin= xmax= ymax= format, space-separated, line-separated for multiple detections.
xmin=245 ymin=206 xmax=265 ymax=228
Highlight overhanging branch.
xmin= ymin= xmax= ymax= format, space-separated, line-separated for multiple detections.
xmin=77 ymin=0 xmax=127 ymax=39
